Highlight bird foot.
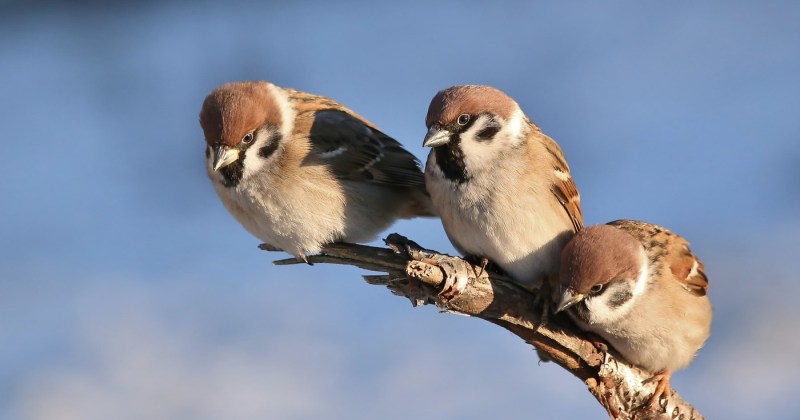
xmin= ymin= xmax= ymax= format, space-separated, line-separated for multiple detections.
xmin=531 ymin=278 xmax=555 ymax=333
xmin=532 ymin=292 xmax=550 ymax=334
xmin=428 ymin=255 xmax=471 ymax=300
xmin=583 ymin=332 xmax=609 ymax=353
xmin=259 ymin=243 xmax=312 ymax=265
xmin=465 ymin=255 xmax=490 ymax=277
xmin=642 ymin=370 xmax=671 ymax=410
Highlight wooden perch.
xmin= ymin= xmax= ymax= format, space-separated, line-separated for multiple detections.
xmin=265 ymin=234 xmax=704 ymax=420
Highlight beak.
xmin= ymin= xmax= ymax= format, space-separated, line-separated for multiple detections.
xmin=422 ymin=126 xmax=452 ymax=148
xmin=555 ymin=289 xmax=585 ymax=313
xmin=212 ymin=146 xmax=240 ymax=171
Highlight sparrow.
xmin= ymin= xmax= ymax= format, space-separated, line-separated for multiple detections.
xmin=200 ymin=81 xmax=435 ymax=260
xmin=556 ymin=220 xmax=712 ymax=408
xmin=422 ymin=84 xmax=582 ymax=297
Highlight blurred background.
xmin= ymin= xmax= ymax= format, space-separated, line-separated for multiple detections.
xmin=1 ymin=1 xmax=798 ymax=419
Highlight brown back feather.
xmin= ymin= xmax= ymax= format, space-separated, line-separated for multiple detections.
xmin=608 ymin=219 xmax=709 ymax=296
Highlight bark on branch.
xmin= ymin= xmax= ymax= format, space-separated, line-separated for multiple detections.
xmin=265 ymin=234 xmax=704 ymax=420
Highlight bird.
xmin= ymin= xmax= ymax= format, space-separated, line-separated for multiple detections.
xmin=199 ymin=81 xmax=435 ymax=260
xmin=556 ymin=220 xmax=712 ymax=408
xmin=422 ymin=84 xmax=582 ymax=297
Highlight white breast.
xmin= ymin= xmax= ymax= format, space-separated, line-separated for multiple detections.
xmin=425 ymin=155 xmax=572 ymax=290
xmin=208 ymin=163 xmax=347 ymax=257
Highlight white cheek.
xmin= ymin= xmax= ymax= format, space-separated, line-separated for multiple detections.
xmin=458 ymin=111 xmax=525 ymax=172
xmin=241 ymin=145 xmax=264 ymax=178
xmin=458 ymin=135 xmax=499 ymax=170
xmin=584 ymin=296 xmax=620 ymax=325
xmin=241 ymin=130 xmax=282 ymax=179
xmin=585 ymin=251 xmax=650 ymax=326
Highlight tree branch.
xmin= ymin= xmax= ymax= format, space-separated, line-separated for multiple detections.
xmin=264 ymin=234 xmax=704 ymax=420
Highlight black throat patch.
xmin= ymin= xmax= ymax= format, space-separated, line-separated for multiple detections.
xmin=433 ymin=135 xmax=469 ymax=184
xmin=569 ymin=301 xmax=591 ymax=323
xmin=218 ymin=159 xmax=244 ymax=188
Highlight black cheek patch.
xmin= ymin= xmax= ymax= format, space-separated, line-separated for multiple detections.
xmin=475 ymin=124 xmax=500 ymax=141
xmin=608 ymin=289 xmax=633 ymax=309
xmin=259 ymin=132 xmax=282 ymax=159
xmin=259 ymin=142 xmax=279 ymax=159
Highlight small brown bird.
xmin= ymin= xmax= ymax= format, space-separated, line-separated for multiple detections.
xmin=423 ymin=85 xmax=582 ymax=296
xmin=556 ymin=220 xmax=712 ymax=408
xmin=200 ymin=81 xmax=434 ymax=259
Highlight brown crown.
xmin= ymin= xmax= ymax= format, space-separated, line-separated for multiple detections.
xmin=560 ymin=224 xmax=644 ymax=294
xmin=425 ymin=85 xmax=519 ymax=128
xmin=199 ymin=81 xmax=283 ymax=147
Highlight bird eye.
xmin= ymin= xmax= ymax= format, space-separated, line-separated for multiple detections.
xmin=457 ymin=114 xmax=470 ymax=125
xmin=590 ymin=284 xmax=604 ymax=294
xmin=242 ymin=132 xmax=255 ymax=144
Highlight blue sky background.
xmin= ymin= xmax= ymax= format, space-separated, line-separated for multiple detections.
xmin=1 ymin=1 xmax=799 ymax=419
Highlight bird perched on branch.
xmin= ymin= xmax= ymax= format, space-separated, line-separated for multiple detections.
xmin=422 ymin=84 xmax=582 ymax=298
xmin=200 ymin=81 xmax=434 ymax=260
xmin=556 ymin=219 xmax=712 ymax=408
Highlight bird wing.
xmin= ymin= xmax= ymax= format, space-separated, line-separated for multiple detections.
xmin=540 ymin=133 xmax=584 ymax=232
xmin=309 ymin=110 xmax=425 ymax=186
xmin=288 ymin=90 xmax=425 ymax=187
xmin=609 ymin=219 xmax=709 ymax=296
